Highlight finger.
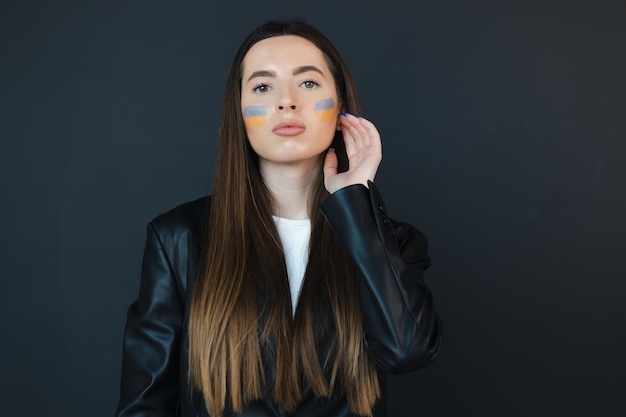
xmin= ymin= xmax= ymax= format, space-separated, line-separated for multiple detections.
xmin=340 ymin=114 xmax=365 ymax=151
xmin=354 ymin=117 xmax=376 ymax=147
xmin=323 ymin=148 xmax=338 ymax=190
xmin=357 ymin=116 xmax=382 ymax=150
xmin=344 ymin=113 xmax=371 ymax=148
xmin=339 ymin=115 xmax=358 ymax=156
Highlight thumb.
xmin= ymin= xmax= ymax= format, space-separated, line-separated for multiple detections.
xmin=323 ymin=148 xmax=338 ymax=189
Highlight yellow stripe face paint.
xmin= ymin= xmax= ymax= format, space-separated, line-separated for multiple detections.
xmin=314 ymin=98 xmax=336 ymax=122
xmin=243 ymin=105 xmax=267 ymax=128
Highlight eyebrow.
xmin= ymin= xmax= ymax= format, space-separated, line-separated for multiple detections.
xmin=247 ymin=70 xmax=275 ymax=82
xmin=293 ymin=65 xmax=325 ymax=77
xmin=246 ymin=65 xmax=326 ymax=83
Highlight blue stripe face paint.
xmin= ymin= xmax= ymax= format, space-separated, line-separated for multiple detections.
xmin=243 ymin=105 xmax=267 ymax=128
xmin=313 ymin=98 xmax=335 ymax=121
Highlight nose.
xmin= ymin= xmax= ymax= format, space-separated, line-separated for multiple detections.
xmin=277 ymin=85 xmax=298 ymax=112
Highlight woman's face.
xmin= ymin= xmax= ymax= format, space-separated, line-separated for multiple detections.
xmin=240 ymin=35 xmax=340 ymax=168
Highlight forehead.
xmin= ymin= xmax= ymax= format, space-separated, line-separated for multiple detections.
xmin=242 ymin=35 xmax=330 ymax=75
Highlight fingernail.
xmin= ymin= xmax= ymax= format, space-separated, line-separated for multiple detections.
xmin=328 ymin=147 xmax=335 ymax=152
xmin=345 ymin=112 xmax=352 ymax=116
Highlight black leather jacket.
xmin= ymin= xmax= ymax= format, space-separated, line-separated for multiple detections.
xmin=115 ymin=182 xmax=441 ymax=417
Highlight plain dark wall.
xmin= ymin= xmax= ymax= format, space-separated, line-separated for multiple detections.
xmin=1 ymin=0 xmax=625 ymax=416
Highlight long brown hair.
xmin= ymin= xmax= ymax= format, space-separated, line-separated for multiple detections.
xmin=188 ymin=19 xmax=379 ymax=417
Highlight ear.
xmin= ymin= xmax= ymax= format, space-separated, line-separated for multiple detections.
xmin=336 ymin=102 xmax=344 ymax=131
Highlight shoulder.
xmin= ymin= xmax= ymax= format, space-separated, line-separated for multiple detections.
xmin=144 ymin=196 xmax=211 ymax=295
xmin=149 ymin=196 xmax=211 ymax=253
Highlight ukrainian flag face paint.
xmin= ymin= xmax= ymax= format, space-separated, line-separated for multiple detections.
xmin=239 ymin=36 xmax=341 ymax=165
xmin=243 ymin=105 xmax=267 ymax=128
xmin=314 ymin=98 xmax=336 ymax=122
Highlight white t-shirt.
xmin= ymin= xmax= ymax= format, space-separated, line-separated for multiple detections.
xmin=272 ymin=215 xmax=311 ymax=314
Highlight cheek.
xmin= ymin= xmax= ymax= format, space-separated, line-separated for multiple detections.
xmin=243 ymin=105 xmax=267 ymax=128
xmin=313 ymin=98 xmax=337 ymax=122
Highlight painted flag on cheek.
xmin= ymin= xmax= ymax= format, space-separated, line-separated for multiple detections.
xmin=243 ymin=105 xmax=267 ymax=128
xmin=314 ymin=98 xmax=336 ymax=122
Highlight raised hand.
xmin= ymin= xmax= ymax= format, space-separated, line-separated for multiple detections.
xmin=323 ymin=113 xmax=382 ymax=194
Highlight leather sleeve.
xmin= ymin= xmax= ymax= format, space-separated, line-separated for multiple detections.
xmin=115 ymin=222 xmax=183 ymax=417
xmin=320 ymin=181 xmax=442 ymax=373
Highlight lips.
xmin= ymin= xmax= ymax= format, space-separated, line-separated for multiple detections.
xmin=272 ymin=120 xmax=306 ymax=136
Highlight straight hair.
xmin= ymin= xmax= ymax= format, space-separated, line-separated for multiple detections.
xmin=188 ymin=19 xmax=380 ymax=417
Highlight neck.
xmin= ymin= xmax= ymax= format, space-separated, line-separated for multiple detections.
xmin=259 ymin=158 xmax=321 ymax=220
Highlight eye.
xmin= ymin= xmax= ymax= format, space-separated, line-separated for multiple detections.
xmin=300 ymin=79 xmax=320 ymax=89
xmin=252 ymin=83 xmax=271 ymax=94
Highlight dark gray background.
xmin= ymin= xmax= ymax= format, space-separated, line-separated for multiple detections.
xmin=1 ymin=0 xmax=625 ymax=416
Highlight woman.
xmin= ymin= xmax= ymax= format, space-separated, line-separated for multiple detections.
xmin=116 ymin=19 xmax=441 ymax=417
